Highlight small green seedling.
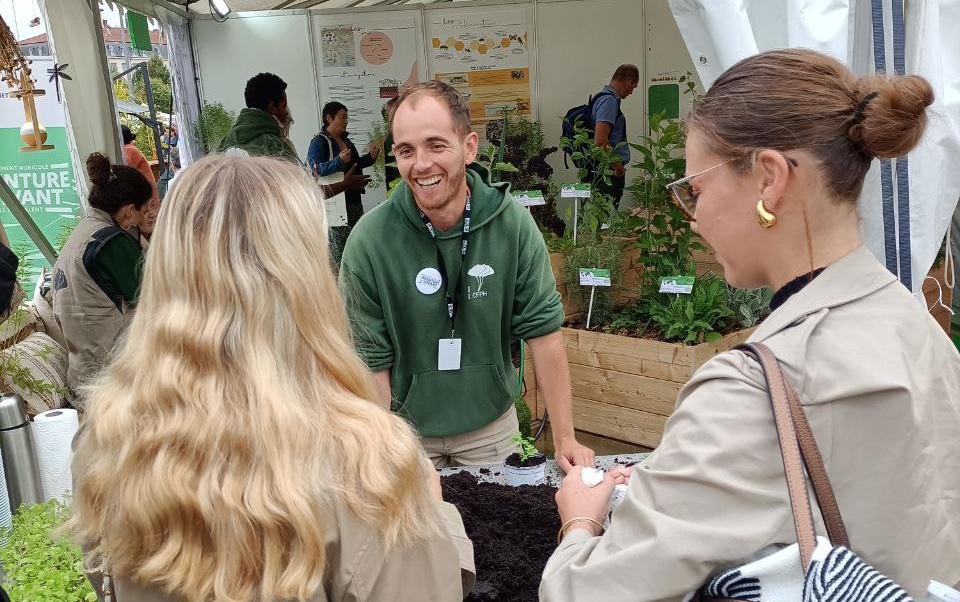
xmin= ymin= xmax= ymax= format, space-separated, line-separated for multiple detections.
xmin=512 ymin=432 xmax=540 ymax=462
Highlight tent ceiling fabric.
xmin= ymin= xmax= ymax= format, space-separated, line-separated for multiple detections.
xmin=167 ymin=0 xmax=449 ymax=15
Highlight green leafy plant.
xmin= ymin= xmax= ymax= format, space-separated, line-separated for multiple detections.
xmin=0 ymin=314 xmax=65 ymax=399
xmin=555 ymin=119 xmax=629 ymax=320
xmin=55 ymin=217 xmax=80 ymax=254
xmin=512 ymin=431 xmax=540 ymax=462
xmin=726 ymin=284 xmax=773 ymax=329
xmin=628 ymin=109 xmax=702 ymax=302
xmin=366 ymin=115 xmax=389 ymax=189
xmin=0 ymin=499 xmax=97 ymax=602
xmin=1 ymin=245 xmax=66 ymax=400
xmin=195 ymin=101 xmax=236 ymax=154
xmin=476 ymin=143 xmax=520 ymax=180
xmin=485 ymin=110 xmax=565 ymax=238
xmin=647 ymin=273 xmax=734 ymax=344
xmin=514 ymin=394 xmax=532 ymax=438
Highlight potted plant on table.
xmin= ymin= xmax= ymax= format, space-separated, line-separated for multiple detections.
xmin=504 ymin=432 xmax=547 ymax=486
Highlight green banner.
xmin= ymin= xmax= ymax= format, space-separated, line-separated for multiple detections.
xmin=0 ymin=127 xmax=81 ymax=285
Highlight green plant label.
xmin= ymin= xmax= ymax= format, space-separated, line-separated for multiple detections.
xmin=579 ymin=268 xmax=612 ymax=287
xmin=659 ymin=275 xmax=695 ymax=294
xmin=560 ymin=183 xmax=591 ymax=198
xmin=513 ymin=190 xmax=546 ymax=206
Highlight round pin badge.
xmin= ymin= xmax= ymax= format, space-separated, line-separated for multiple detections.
xmin=415 ymin=267 xmax=443 ymax=295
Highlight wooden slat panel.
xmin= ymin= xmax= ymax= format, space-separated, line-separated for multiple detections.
xmin=550 ymin=252 xmax=566 ymax=276
xmin=562 ymin=328 xmax=695 ymax=366
xmin=690 ymin=327 xmax=756 ymax=369
xmin=571 ymin=396 xmax=668 ymax=448
xmin=564 ymin=346 xmax=693 ymax=382
xmin=569 ymin=364 xmax=678 ymax=416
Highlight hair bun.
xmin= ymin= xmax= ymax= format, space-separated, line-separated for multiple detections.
xmin=86 ymin=152 xmax=113 ymax=187
xmin=849 ymin=74 xmax=934 ymax=159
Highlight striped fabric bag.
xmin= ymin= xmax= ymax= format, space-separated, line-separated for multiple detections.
xmin=693 ymin=343 xmax=914 ymax=602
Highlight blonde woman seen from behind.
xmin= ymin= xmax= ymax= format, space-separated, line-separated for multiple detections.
xmin=69 ymin=155 xmax=475 ymax=602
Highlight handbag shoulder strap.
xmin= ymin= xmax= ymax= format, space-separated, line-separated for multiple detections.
xmin=738 ymin=342 xmax=850 ymax=571
xmin=779 ymin=355 xmax=850 ymax=548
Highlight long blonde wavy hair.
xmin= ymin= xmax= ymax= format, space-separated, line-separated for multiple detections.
xmin=69 ymin=155 xmax=443 ymax=602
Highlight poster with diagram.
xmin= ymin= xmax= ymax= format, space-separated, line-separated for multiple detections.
xmin=426 ymin=6 xmax=531 ymax=143
xmin=313 ymin=13 xmax=420 ymax=155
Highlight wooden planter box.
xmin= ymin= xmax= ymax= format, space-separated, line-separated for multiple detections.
xmin=521 ymin=326 xmax=754 ymax=449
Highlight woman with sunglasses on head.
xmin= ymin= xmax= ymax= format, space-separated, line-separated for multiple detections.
xmin=540 ymin=48 xmax=960 ymax=601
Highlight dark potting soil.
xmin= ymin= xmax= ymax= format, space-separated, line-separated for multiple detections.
xmin=442 ymin=471 xmax=559 ymax=602
xmin=504 ymin=452 xmax=547 ymax=468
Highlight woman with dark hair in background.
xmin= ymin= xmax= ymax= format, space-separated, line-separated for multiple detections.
xmin=540 ymin=48 xmax=960 ymax=601
xmin=52 ymin=152 xmax=152 ymax=411
xmin=308 ymin=101 xmax=380 ymax=262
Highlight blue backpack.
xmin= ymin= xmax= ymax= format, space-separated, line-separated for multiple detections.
xmin=561 ymin=89 xmax=620 ymax=168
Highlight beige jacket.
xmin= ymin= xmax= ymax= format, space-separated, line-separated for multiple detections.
xmin=541 ymin=246 xmax=960 ymax=601
xmin=104 ymin=499 xmax=475 ymax=602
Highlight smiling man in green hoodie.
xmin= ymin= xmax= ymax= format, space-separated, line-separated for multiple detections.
xmin=339 ymin=81 xmax=594 ymax=471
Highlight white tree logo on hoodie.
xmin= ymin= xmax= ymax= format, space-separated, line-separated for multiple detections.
xmin=468 ymin=264 xmax=494 ymax=298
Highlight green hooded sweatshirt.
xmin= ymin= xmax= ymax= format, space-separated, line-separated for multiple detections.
xmin=339 ymin=163 xmax=563 ymax=437
xmin=218 ymin=107 xmax=298 ymax=161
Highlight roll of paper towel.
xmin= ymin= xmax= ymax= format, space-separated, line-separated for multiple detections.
xmin=31 ymin=408 xmax=79 ymax=502
xmin=0 ymin=448 xmax=12 ymax=531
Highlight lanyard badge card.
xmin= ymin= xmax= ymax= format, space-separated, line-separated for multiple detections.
xmin=438 ymin=338 xmax=462 ymax=370
xmin=422 ymin=196 xmax=471 ymax=371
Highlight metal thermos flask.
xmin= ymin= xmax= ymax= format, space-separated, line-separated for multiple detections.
xmin=0 ymin=393 xmax=43 ymax=512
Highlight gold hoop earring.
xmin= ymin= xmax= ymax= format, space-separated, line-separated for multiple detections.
xmin=756 ymin=199 xmax=776 ymax=228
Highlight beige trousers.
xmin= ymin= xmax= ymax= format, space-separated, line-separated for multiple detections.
xmin=422 ymin=405 xmax=519 ymax=468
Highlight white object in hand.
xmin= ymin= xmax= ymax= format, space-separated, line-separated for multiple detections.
xmin=580 ymin=466 xmax=605 ymax=488
xmin=605 ymin=483 xmax=629 ymax=529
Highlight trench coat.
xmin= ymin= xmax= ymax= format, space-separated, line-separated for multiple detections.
xmin=540 ymin=246 xmax=960 ymax=601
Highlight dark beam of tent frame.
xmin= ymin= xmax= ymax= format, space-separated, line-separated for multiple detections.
xmin=0 ymin=178 xmax=58 ymax=265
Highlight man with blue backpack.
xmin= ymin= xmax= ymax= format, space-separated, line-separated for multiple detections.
xmin=563 ymin=64 xmax=639 ymax=208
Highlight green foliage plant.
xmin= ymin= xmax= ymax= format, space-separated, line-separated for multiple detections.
xmin=195 ymin=101 xmax=236 ymax=154
xmin=485 ymin=110 xmax=565 ymax=238
xmin=555 ymin=120 xmax=627 ymax=321
xmin=514 ymin=394 xmax=532 ymax=438
xmin=131 ymin=56 xmax=172 ymax=115
xmin=0 ymin=499 xmax=97 ymax=602
xmin=366 ymin=115 xmax=389 ymax=189
xmin=726 ymin=284 xmax=773 ymax=329
xmin=647 ymin=272 xmax=734 ymax=343
xmin=1 ymin=245 xmax=66 ymax=400
xmin=628 ymin=110 xmax=703 ymax=304
xmin=512 ymin=431 xmax=541 ymax=462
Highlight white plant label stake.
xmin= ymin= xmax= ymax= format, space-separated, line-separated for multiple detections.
xmin=579 ymin=268 xmax=612 ymax=328
xmin=658 ymin=275 xmax=695 ymax=294
xmin=513 ymin=189 xmax=546 ymax=209
xmin=561 ymin=183 xmax=591 ymax=245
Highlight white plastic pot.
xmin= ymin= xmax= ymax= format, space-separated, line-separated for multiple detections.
xmin=504 ymin=454 xmax=546 ymax=486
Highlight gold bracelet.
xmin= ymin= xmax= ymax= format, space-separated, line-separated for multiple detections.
xmin=557 ymin=516 xmax=604 ymax=544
